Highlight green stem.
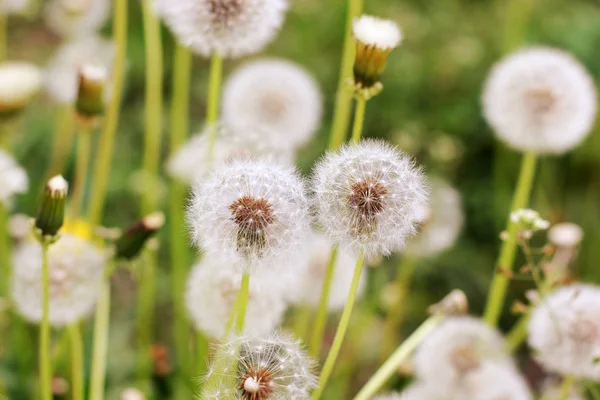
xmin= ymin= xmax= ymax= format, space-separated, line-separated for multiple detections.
xmin=350 ymin=97 xmax=367 ymax=143
xmin=224 ymin=286 xmax=243 ymax=340
xmin=89 ymin=282 xmax=111 ymax=400
xmin=558 ymin=375 xmax=575 ymax=400
xmin=71 ymin=128 xmax=91 ymax=219
xmin=328 ymin=0 xmax=365 ymax=150
xmin=47 ymin=106 xmax=75 ymax=178
xmin=506 ymin=313 xmax=530 ymax=351
xmin=67 ymin=323 xmax=84 ymax=400
xmin=294 ymin=307 xmax=312 ymax=342
xmin=0 ymin=14 xmax=6 ymax=61
xmin=205 ymin=53 xmax=223 ymax=164
xmin=484 ymin=151 xmax=538 ymax=326
xmin=586 ymin=382 xmax=600 ymax=400
xmin=352 ymin=315 xmax=443 ymax=400
xmin=309 ymin=246 xmax=339 ymax=357
xmin=87 ymin=0 xmax=128 ymax=227
xmin=195 ymin=333 xmax=209 ymax=378
xmin=235 ymin=272 xmax=251 ymax=334
xmin=311 ymin=249 xmax=365 ymax=400
xmin=137 ymin=251 xmax=156 ymax=379
xmin=40 ymin=242 xmax=52 ymax=400
xmin=0 ymin=202 xmax=10 ymax=296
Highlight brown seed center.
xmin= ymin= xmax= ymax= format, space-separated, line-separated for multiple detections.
xmin=348 ymin=179 xmax=388 ymax=223
xmin=239 ymin=368 xmax=274 ymax=400
xmin=230 ymin=196 xmax=275 ymax=254
xmin=524 ymin=87 xmax=556 ymax=115
xmin=209 ymin=0 xmax=243 ymax=24
xmin=450 ymin=345 xmax=481 ymax=374
xmin=569 ymin=319 xmax=598 ymax=343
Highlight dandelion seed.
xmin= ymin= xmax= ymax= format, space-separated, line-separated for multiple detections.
xmin=44 ymin=0 xmax=111 ymax=37
xmin=0 ymin=149 xmax=28 ymax=206
xmin=0 ymin=62 xmax=42 ymax=120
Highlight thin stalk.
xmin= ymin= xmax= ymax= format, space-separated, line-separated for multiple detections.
xmin=311 ymin=249 xmax=365 ymax=400
xmin=224 ymin=285 xmax=243 ymax=339
xmin=0 ymin=202 xmax=10 ymax=296
xmin=235 ymin=272 xmax=251 ymax=334
xmin=558 ymin=375 xmax=575 ymax=400
xmin=294 ymin=307 xmax=312 ymax=342
xmin=506 ymin=313 xmax=530 ymax=351
xmin=484 ymin=151 xmax=538 ymax=326
xmin=195 ymin=333 xmax=209 ymax=377
xmin=309 ymin=246 xmax=339 ymax=357
xmin=40 ymin=243 xmax=52 ymax=400
xmin=0 ymin=14 xmax=6 ymax=61
xmin=328 ymin=0 xmax=365 ymax=149
xmin=350 ymin=96 xmax=367 ymax=143
xmin=89 ymin=282 xmax=111 ymax=400
xmin=87 ymin=0 xmax=128 ymax=227
xmin=352 ymin=315 xmax=443 ymax=400
xmin=71 ymin=128 xmax=91 ymax=218
xmin=47 ymin=106 xmax=76 ymax=178
xmin=67 ymin=323 xmax=84 ymax=400
xmin=205 ymin=53 xmax=223 ymax=163
xmin=136 ymin=251 xmax=156 ymax=379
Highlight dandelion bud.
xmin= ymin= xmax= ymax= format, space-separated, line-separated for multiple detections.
xmin=115 ymin=212 xmax=165 ymax=260
xmin=428 ymin=289 xmax=468 ymax=316
xmin=351 ymin=15 xmax=402 ymax=98
xmin=548 ymin=222 xmax=584 ymax=248
xmin=0 ymin=149 xmax=28 ymax=206
xmin=35 ymin=175 xmax=68 ymax=240
xmin=75 ymin=63 xmax=107 ymax=126
xmin=0 ymin=62 xmax=42 ymax=121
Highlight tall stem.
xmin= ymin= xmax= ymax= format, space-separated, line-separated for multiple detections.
xmin=0 ymin=14 xmax=6 ymax=61
xmin=350 ymin=97 xmax=366 ymax=143
xmin=235 ymin=272 xmax=251 ymax=334
xmin=484 ymin=151 xmax=538 ymax=326
xmin=309 ymin=246 xmax=339 ymax=357
xmin=0 ymin=202 xmax=10 ymax=296
xmin=328 ymin=0 xmax=364 ymax=149
xmin=558 ymin=375 xmax=575 ymax=400
xmin=311 ymin=249 xmax=365 ymax=400
xmin=352 ymin=315 xmax=443 ymax=400
xmin=506 ymin=313 xmax=530 ymax=351
xmin=205 ymin=53 xmax=223 ymax=163
xmin=90 ymin=282 xmax=111 ymax=400
xmin=47 ymin=106 xmax=76 ymax=178
xmin=40 ymin=243 xmax=52 ymax=400
xmin=87 ymin=0 xmax=128 ymax=227
xmin=68 ymin=323 xmax=84 ymax=400
xmin=71 ymin=128 xmax=91 ymax=218
xmin=136 ymin=252 xmax=156 ymax=379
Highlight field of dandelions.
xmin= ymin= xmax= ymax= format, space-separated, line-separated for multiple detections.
xmin=2 ymin=0 xmax=600 ymax=399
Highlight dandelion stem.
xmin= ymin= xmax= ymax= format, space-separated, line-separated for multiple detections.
xmin=87 ymin=0 xmax=128 ymax=227
xmin=312 ymin=249 xmax=365 ymax=400
xmin=0 ymin=14 xmax=6 ymax=61
xmin=206 ymin=53 xmax=223 ymax=163
xmin=136 ymin=251 xmax=156 ymax=379
xmin=67 ymin=323 xmax=84 ymax=400
xmin=351 ymin=96 xmax=367 ymax=143
xmin=310 ymin=245 xmax=339 ymax=357
xmin=506 ymin=312 xmax=530 ymax=351
xmin=40 ymin=242 xmax=52 ymax=400
xmin=328 ymin=0 xmax=364 ymax=149
xmin=558 ymin=375 xmax=575 ymax=400
xmin=47 ymin=106 xmax=75 ymax=177
xmin=352 ymin=315 xmax=444 ymax=400
xmin=0 ymin=202 xmax=10 ymax=296
xmin=71 ymin=127 xmax=91 ymax=218
xmin=90 ymin=282 xmax=111 ymax=400
xmin=484 ymin=151 xmax=538 ymax=326
xmin=586 ymin=382 xmax=600 ymax=400
xmin=294 ymin=306 xmax=312 ymax=342
xmin=195 ymin=333 xmax=209 ymax=377
xmin=235 ymin=272 xmax=251 ymax=334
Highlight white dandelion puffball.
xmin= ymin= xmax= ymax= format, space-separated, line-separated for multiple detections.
xmin=11 ymin=235 xmax=106 ymax=326
xmin=158 ymin=0 xmax=288 ymax=58
xmin=185 ymin=258 xmax=287 ymax=339
xmin=222 ymin=59 xmax=323 ymax=150
xmin=166 ymin=122 xmax=294 ymax=185
xmin=188 ymin=158 xmax=311 ymax=272
xmin=404 ymin=179 xmax=463 ymax=258
xmin=0 ymin=149 xmax=28 ymax=206
xmin=548 ymin=222 xmax=584 ymax=248
xmin=312 ymin=140 xmax=428 ymax=259
xmin=459 ymin=363 xmax=532 ymax=400
xmin=528 ymin=284 xmax=600 ymax=379
xmin=0 ymin=0 xmax=30 ymax=15
xmin=45 ymin=35 xmax=115 ymax=104
xmin=202 ymin=332 xmax=317 ymax=400
xmin=44 ymin=0 xmax=111 ymax=38
xmin=482 ymin=47 xmax=597 ymax=154
xmin=413 ymin=316 xmax=514 ymax=387
xmin=0 ymin=62 xmax=42 ymax=114
xmin=352 ymin=15 xmax=402 ymax=50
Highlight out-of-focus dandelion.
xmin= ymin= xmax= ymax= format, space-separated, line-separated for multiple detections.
xmin=75 ymin=63 xmax=108 ymax=126
xmin=0 ymin=149 xmax=28 ymax=205
xmin=0 ymin=0 xmax=30 ymax=14
xmin=44 ymin=0 xmax=111 ymax=37
xmin=548 ymin=222 xmax=584 ymax=249
xmin=222 ymin=59 xmax=323 ymax=150
xmin=120 ymin=388 xmax=146 ymax=400
xmin=34 ymin=175 xmax=68 ymax=240
xmin=509 ymin=208 xmax=550 ymax=240
xmin=0 ymin=62 xmax=42 ymax=121
xmin=114 ymin=212 xmax=165 ymax=260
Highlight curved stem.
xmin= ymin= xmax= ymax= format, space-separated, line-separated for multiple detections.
xmin=0 ymin=203 xmax=10 ymax=296
xmin=309 ymin=246 xmax=339 ymax=357
xmin=350 ymin=97 xmax=367 ymax=143
xmin=68 ymin=323 xmax=84 ymax=400
xmin=558 ymin=375 xmax=575 ymax=400
xmin=328 ymin=0 xmax=365 ymax=150
xmin=89 ymin=282 xmax=111 ymax=400
xmin=47 ymin=106 xmax=76 ymax=178
xmin=311 ymin=249 xmax=365 ymax=400
xmin=40 ymin=243 xmax=52 ymax=400
xmin=484 ymin=151 xmax=538 ymax=326
xmin=352 ymin=315 xmax=443 ymax=400
xmin=205 ymin=53 xmax=223 ymax=164
xmin=87 ymin=0 xmax=128 ymax=227
xmin=506 ymin=313 xmax=530 ymax=351
xmin=71 ymin=128 xmax=91 ymax=218
xmin=235 ymin=272 xmax=251 ymax=334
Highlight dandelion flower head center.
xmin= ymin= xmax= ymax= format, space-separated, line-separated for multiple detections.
xmin=229 ymin=195 xmax=276 ymax=253
xmin=209 ymin=0 xmax=244 ymax=25
xmin=258 ymin=90 xmax=287 ymax=121
xmin=348 ymin=178 xmax=388 ymax=227
xmin=450 ymin=344 xmax=481 ymax=373
xmin=239 ymin=367 xmax=274 ymax=400
xmin=524 ymin=85 xmax=557 ymax=116
xmin=568 ymin=318 xmax=598 ymax=344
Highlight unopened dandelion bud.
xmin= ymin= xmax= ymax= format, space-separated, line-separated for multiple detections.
xmin=428 ymin=289 xmax=468 ymax=316
xmin=0 ymin=62 xmax=42 ymax=121
xmin=351 ymin=15 xmax=402 ymax=98
xmin=115 ymin=212 xmax=165 ymax=260
xmin=35 ymin=175 xmax=68 ymax=240
xmin=75 ymin=64 xmax=107 ymax=125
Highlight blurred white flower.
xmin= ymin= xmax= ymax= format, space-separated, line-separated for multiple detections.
xmin=222 ymin=59 xmax=323 ymax=150
xmin=11 ymin=234 xmax=106 ymax=326
xmin=44 ymin=0 xmax=111 ymax=37
xmin=548 ymin=222 xmax=584 ymax=248
xmin=510 ymin=208 xmax=550 ymax=239
xmin=0 ymin=149 xmax=28 ymax=206
xmin=404 ymin=179 xmax=463 ymax=258
xmin=45 ymin=35 xmax=114 ymax=104
xmin=0 ymin=62 xmax=42 ymax=117
xmin=352 ymin=15 xmax=402 ymax=50
xmin=482 ymin=47 xmax=597 ymax=154
xmin=458 ymin=363 xmax=532 ymax=400
xmin=185 ymin=257 xmax=287 ymax=339
xmin=188 ymin=158 xmax=311 ymax=272
xmin=158 ymin=0 xmax=288 ymax=58
xmin=202 ymin=332 xmax=317 ymax=399
xmin=120 ymin=388 xmax=145 ymax=400
xmin=312 ymin=139 xmax=428 ymax=259
xmin=528 ymin=284 xmax=600 ymax=379
xmin=0 ymin=0 xmax=30 ymax=15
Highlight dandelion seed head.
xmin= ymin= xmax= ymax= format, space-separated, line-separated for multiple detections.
xmin=352 ymin=15 xmax=402 ymax=50
xmin=0 ymin=62 xmax=42 ymax=116
xmin=482 ymin=47 xmax=597 ymax=154
xmin=0 ymin=149 xmax=28 ymax=206
xmin=458 ymin=363 xmax=532 ymax=400
xmin=548 ymin=222 xmax=584 ymax=248
xmin=312 ymin=140 xmax=428 ymax=259
xmin=45 ymin=0 xmax=111 ymax=37
xmin=0 ymin=0 xmax=30 ymax=14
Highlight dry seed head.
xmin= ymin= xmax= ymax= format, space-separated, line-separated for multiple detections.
xmin=0 ymin=62 xmax=42 ymax=119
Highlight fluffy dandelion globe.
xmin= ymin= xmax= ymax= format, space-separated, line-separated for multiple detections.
xmin=11 ymin=234 xmax=106 ymax=326
xmin=222 ymin=59 xmax=323 ymax=150
xmin=528 ymin=284 xmax=600 ymax=379
xmin=0 ymin=149 xmax=28 ymax=206
xmin=188 ymin=158 xmax=311 ymax=272
xmin=185 ymin=257 xmax=287 ymax=339
xmin=404 ymin=179 xmax=463 ymax=258
xmin=482 ymin=47 xmax=597 ymax=154
xmin=202 ymin=332 xmax=317 ymax=399
xmin=459 ymin=363 xmax=532 ymax=400
xmin=0 ymin=0 xmax=29 ymax=14
xmin=0 ymin=62 xmax=42 ymax=119
xmin=158 ymin=0 xmax=288 ymax=58
xmin=45 ymin=35 xmax=115 ymax=104
xmin=413 ymin=316 xmax=514 ymax=387
xmin=312 ymin=139 xmax=428 ymax=259
xmin=44 ymin=0 xmax=111 ymax=37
